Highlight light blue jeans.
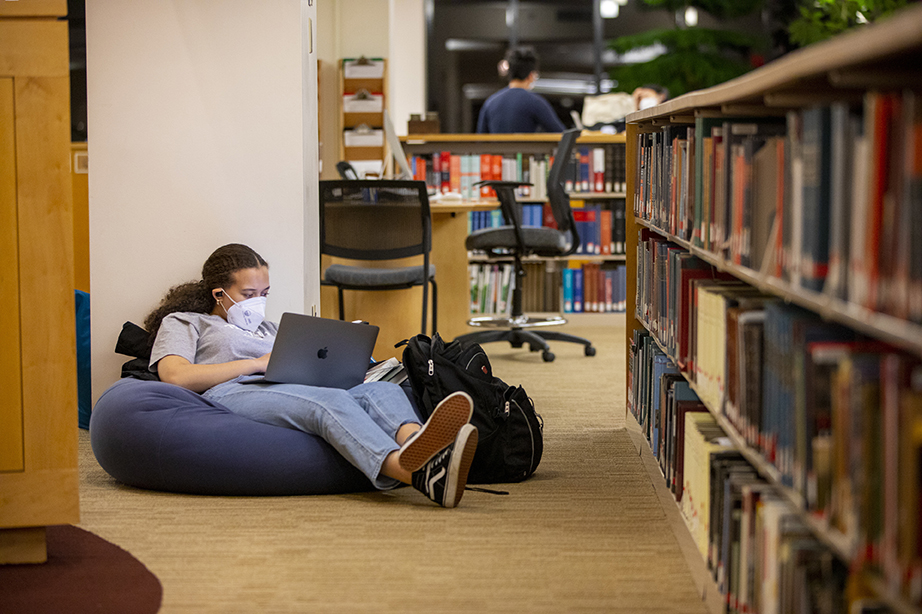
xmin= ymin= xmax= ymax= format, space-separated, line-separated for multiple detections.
xmin=203 ymin=377 xmax=420 ymax=490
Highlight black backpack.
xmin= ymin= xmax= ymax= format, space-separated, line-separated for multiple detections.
xmin=396 ymin=333 xmax=543 ymax=484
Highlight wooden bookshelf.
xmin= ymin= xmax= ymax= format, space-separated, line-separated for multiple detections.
xmin=401 ymin=132 xmax=626 ymax=146
xmin=625 ymin=5 xmax=922 ymax=613
xmin=402 ymin=133 xmax=629 ymax=321
xmin=339 ymin=57 xmax=387 ymax=166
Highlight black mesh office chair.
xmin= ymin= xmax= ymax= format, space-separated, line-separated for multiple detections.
xmin=453 ymin=128 xmax=595 ymax=362
xmin=319 ymin=180 xmax=436 ymax=335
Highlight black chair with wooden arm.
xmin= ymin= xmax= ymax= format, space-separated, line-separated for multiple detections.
xmin=453 ymin=128 xmax=595 ymax=362
xmin=319 ymin=180 xmax=436 ymax=336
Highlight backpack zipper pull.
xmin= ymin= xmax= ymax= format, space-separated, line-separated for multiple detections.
xmin=504 ymin=400 xmax=511 ymax=417
xmin=428 ymin=359 xmax=434 ymax=376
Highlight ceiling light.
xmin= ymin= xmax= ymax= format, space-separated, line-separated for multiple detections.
xmin=600 ymin=0 xmax=619 ymax=19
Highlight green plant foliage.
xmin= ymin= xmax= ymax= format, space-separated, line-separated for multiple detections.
xmin=640 ymin=0 xmax=764 ymax=19
xmin=787 ymin=0 xmax=909 ymax=46
xmin=608 ymin=0 xmax=766 ymax=98
xmin=610 ymin=49 xmax=751 ymax=98
xmin=610 ymin=28 xmax=761 ymax=55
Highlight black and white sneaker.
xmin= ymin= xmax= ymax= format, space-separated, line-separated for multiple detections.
xmin=411 ymin=424 xmax=478 ymax=508
xmin=397 ymin=391 xmax=474 ymax=472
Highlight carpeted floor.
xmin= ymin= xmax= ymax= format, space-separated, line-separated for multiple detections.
xmin=77 ymin=323 xmax=709 ymax=613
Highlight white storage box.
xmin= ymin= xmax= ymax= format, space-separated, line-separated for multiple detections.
xmin=343 ymin=58 xmax=385 ymax=79
xmin=343 ymin=93 xmax=384 ymax=113
xmin=348 ymin=160 xmax=384 ymax=179
xmin=343 ymin=129 xmax=384 ymax=148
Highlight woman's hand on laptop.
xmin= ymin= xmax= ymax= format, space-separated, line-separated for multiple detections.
xmin=253 ymin=352 xmax=271 ymax=374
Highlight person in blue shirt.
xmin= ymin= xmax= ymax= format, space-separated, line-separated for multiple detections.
xmin=477 ymin=46 xmax=566 ymax=134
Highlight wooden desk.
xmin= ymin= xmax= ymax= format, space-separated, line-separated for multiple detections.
xmin=320 ymin=200 xmax=497 ymax=359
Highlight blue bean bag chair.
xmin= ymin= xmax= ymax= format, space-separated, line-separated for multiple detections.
xmin=90 ymin=322 xmax=419 ymax=496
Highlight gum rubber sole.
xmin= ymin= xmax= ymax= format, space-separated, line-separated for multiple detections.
xmin=398 ymin=391 xmax=474 ymax=472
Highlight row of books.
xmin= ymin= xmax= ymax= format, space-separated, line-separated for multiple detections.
xmin=562 ymin=263 xmax=626 ymax=313
xmin=468 ymin=262 xmax=627 ymax=315
xmin=636 ymin=232 xmax=922 ymax=606
xmin=633 ymin=90 xmax=922 ymax=323
xmin=469 ymin=263 xmax=515 ymax=315
xmin=468 ymin=201 xmax=627 ymax=256
xmin=630 ymin=336 xmax=854 ymax=614
xmin=409 ymin=143 xmax=627 ymax=200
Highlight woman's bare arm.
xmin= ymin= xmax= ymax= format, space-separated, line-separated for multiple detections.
xmin=156 ymin=353 xmax=270 ymax=393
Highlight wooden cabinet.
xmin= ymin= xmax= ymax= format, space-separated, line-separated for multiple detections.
xmin=0 ymin=1 xmax=80 ymax=564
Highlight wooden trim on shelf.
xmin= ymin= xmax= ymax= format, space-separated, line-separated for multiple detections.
xmin=513 ymin=192 xmax=627 ymax=204
xmin=626 ymin=412 xmax=725 ymax=614
xmin=401 ymin=132 xmax=627 ymax=145
xmin=468 ymin=253 xmax=626 ymax=263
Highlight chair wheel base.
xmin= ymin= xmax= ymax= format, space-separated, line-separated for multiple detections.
xmin=466 ymin=314 xmax=568 ymax=330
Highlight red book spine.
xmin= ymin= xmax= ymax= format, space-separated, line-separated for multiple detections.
xmin=440 ymin=151 xmax=451 ymax=194
xmin=600 ymin=209 xmax=612 ymax=255
xmin=480 ymin=154 xmax=493 ymax=198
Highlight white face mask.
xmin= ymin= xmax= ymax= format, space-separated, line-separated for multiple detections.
xmin=220 ymin=293 xmax=266 ymax=332
xmin=639 ymin=96 xmax=659 ymax=110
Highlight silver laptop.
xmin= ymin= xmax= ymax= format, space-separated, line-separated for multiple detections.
xmin=247 ymin=312 xmax=379 ymax=389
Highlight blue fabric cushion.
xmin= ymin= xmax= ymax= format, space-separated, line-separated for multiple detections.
xmin=90 ymin=378 xmax=380 ymax=496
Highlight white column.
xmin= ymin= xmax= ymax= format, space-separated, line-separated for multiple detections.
xmin=86 ymin=0 xmax=319 ymax=399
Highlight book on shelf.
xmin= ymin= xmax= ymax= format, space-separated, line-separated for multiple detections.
xmin=682 ymin=412 xmax=736 ymax=560
xmin=629 ymin=331 xmax=861 ymax=612
xmin=408 ymin=142 xmax=625 ymax=200
xmin=633 ymin=232 xmax=922 ymax=605
xmin=634 ymin=91 xmax=922 ymax=323
xmin=469 ymin=260 xmax=625 ymax=315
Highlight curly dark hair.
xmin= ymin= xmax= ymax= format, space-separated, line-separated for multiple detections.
xmin=144 ymin=243 xmax=268 ymax=344
xmin=505 ymin=46 xmax=539 ymax=82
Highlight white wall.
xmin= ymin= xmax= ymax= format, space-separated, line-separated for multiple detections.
xmin=86 ymin=0 xmax=319 ymax=400
xmin=388 ymin=0 xmax=427 ymax=136
xmin=336 ymin=0 xmax=389 ymax=58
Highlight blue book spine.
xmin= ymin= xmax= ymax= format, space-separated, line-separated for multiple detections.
xmin=563 ymin=269 xmax=574 ymax=313
xmin=800 ymin=106 xmax=832 ymax=292
xmin=573 ymin=268 xmax=583 ymax=312
xmin=491 ymin=209 xmax=502 ymax=228
xmin=651 ymin=352 xmax=679 ymax=457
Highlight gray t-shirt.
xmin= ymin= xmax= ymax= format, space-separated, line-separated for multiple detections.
xmin=149 ymin=312 xmax=278 ymax=371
